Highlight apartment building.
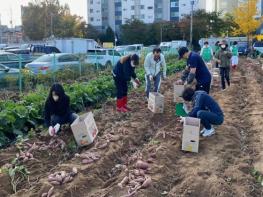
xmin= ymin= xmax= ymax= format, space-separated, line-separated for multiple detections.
xmin=86 ymin=0 xmax=243 ymax=32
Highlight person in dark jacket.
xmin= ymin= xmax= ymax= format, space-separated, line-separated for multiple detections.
xmin=44 ymin=83 xmax=77 ymax=136
xmin=112 ymin=54 xmax=141 ymax=112
xmin=176 ymin=47 xmax=212 ymax=94
xmin=215 ymin=40 xmax=232 ymax=90
xmin=182 ymin=87 xmax=224 ymax=137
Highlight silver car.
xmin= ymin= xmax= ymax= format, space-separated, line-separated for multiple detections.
xmin=25 ymin=53 xmax=79 ymax=74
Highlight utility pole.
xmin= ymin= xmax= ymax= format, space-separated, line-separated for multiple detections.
xmin=160 ymin=26 xmax=163 ymax=43
xmin=51 ymin=13 xmax=54 ymax=38
xmin=190 ymin=0 xmax=195 ymax=48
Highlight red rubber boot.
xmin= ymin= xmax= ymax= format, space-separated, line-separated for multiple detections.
xmin=122 ymin=96 xmax=131 ymax=111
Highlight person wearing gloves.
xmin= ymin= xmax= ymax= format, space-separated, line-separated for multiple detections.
xmin=176 ymin=47 xmax=212 ymax=94
xmin=112 ymin=54 xmax=141 ymax=113
xmin=200 ymin=41 xmax=213 ymax=63
xmin=44 ymin=83 xmax=78 ymax=136
xmin=144 ymin=47 xmax=167 ymax=98
xmin=230 ymin=41 xmax=239 ymax=70
xmin=214 ymin=40 xmax=232 ymax=90
xmin=181 ymin=87 xmax=224 ymax=137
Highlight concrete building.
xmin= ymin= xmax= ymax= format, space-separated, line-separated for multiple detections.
xmin=86 ymin=0 xmax=242 ymax=32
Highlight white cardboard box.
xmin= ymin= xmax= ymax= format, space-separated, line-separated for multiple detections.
xmin=174 ymin=84 xmax=185 ymax=103
xmin=71 ymin=112 xmax=99 ymax=147
xmin=182 ymin=117 xmax=200 ymax=153
xmin=148 ymin=92 xmax=164 ymax=113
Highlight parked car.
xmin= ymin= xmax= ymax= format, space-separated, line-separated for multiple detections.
xmin=115 ymin=45 xmax=128 ymax=55
xmin=0 ymin=64 xmax=20 ymax=88
xmin=86 ymin=49 xmax=121 ymax=67
xmin=5 ymin=48 xmax=33 ymax=61
xmin=0 ymin=52 xmax=32 ymax=69
xmin=253 ymin=42 xmax=263 ymax=54
xmin=24 ymin=53 xmax=79 ymax=74
xmin=29 ymin=45 xmax=61 ymax=55
xmin=236 ymin=42 xmax=249 ymax=56
xmin=125 ymin=44 xmax=143 ymax=56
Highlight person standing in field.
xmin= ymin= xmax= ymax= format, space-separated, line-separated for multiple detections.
xmin=112 ymin=54 xmax=141 ymax=113
xmin=215 ymin=40 xmax=232 ymax=90
xmin=144 ymin=48 xmax=167 ymax=98
xmin=176 ymin=47 xmax=212 ymax=94
xmin=230 ymin=41 xmax=239 ymax=70
xmin=200 ymin=41 xmax=213 ymax=63
xmin=214 ymin=41 xmax=220 ymax=68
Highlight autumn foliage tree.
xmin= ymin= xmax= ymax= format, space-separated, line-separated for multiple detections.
xmin=233 ymin=0 xmax=262 ymax=43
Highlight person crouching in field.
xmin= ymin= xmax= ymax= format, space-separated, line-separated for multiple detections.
xmin=44 ymin=83 xmax=78 ymax=136
xmin=112 ymin=54 xmax=141 ymax=113
xmin=182 ymin=87 xmax=224 ymax=137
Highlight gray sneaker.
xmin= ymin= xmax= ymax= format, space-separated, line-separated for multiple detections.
xmin=202 ymin=128 xmax=215 ymax=137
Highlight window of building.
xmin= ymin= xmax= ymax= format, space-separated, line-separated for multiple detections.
xmin=131 ymin=6 xmax=135 ymax=10
xmin=171 ymin=0 xmax=179 ymax=8
xmin=131 ymin=15 xmax=135 ymax=19
xmin=141 ymin=5 xmax=144 ymax=9
xmin=90 ymin=9 xmax=93 ymax=13
xmin=157 ymin=3 xmax=162 ymax=9
xmin=171 ymin=11 xmax=179 ymax=17
xmin=148 ymin=16 xmax=153 ymax=19
xmin=140 ymin=14 xmax=145 ymax=19
xmin=90 ymin=17 xmax=94 ymax=22
xmin=156 ymin=13 xmax=162 ymax=18
xmin=97 ymin=19 xmax=100 ymax=21
xmin=116 ymin=16 xmax=122 ymax=20
xmin=96 ymin=10 xmax=100 ymax=13
xmin=116 ymin=6 xmax=122 ymax=11
xmin=90 ymin=0 xmax=93 ymax=4
xmin=148 ymin=6 xmax=153 ymax=9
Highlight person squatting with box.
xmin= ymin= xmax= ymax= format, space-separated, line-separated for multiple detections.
xmin=144 ymin=47 xmax=167 ymax=99
xmin=44 ymin=83 xmax=78 ymax=136
xmin=181 ymin=87 xmax=224 ymax=137
xmin=176 ymin=47 xmax=212 ymax=94
xmin=112 ymin=54 xmax=141 ymax=113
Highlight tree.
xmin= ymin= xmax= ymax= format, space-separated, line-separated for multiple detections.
xmin=22 ymin=0 xmax=86 ymax=40
xmin=85 ymin=24 xmax=100 ymax=40
xmin=233 ymin=0 xmax=262 ymax=43
xmin=105 ymin=27 xmax=115 ymax=42
xmin=120 ymin=20 xmax=148 ymax=45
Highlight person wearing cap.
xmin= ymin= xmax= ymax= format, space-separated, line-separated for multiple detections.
xmin=230 ymin=41 xmax=239 ymax=70
xmin=112 ymin=54 xmax=141 ymax=113
xmin=200 ymin=41 xmax=213 ymax=63
xmin=177 ymin=47 xmax=212 ymax=94
xmin=144 ymin=48 xmax=167 ymax=98
xmin=181 ymin=87 xmax=224 ymax=137
xmin=214 ymin=40 xmax=232 ymax=90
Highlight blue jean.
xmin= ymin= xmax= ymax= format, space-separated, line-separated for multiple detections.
xmin=51 ymin=113 xmax=78 ymax=127
xmin=197 ymin=110 xmax=224 ymax=130
xmin=145 ymin=72 xmax=162 ymax=98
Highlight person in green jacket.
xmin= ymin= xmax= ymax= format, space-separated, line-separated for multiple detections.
xmin=214 ymin=41 xmax=220 ymax=68
xmin=200 ymin=41 xmax=213 ymax=63
xmin=215 ymin=40 xmax=232 ymax=90
xmin=230 ymin=41 xmax=239 ymax=70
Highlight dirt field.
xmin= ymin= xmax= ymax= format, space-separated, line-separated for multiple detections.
xmin=0 ymin=58 xmax=262 ymax=197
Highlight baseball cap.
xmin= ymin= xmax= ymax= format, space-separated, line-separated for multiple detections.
xmin=131 ymin=54 xmax=139 ymax=65
xmin=178 ymin=47 xmax=189 ymax=59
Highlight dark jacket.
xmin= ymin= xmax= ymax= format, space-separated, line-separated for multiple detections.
xmin=113 ymin=56 xmax=136 ymax=81
xmin=215 ymin=49 xmax=232 ymax=68
xmin=44 ymin=95 xmax=71 ymax=126
xmin=188 ymin=91 xmax=224 ymax=117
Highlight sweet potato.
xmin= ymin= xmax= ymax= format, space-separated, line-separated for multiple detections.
xmin=82 ymin=159 xmax=94 ymax=164
xmin=133 ymin=177 xmax=145 ymax=183
xmin=48 ymin=177 xmax=58 ymax=182
xmin=135 ymin=160 xmax=149 ymax=170
xmin=141 ymin=177 xmax=152 ymax=188
xmin=47 ymin=186 xmax=54 ymax=197
xmin=41 ymin=193 xmax=48 ymax=197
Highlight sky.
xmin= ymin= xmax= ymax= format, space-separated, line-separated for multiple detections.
xmin=0 ymin=0 xmax=87 ymax=27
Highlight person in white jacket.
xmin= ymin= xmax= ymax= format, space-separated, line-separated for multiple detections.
xmin=144 ymin=48 xmax=167 ymax=98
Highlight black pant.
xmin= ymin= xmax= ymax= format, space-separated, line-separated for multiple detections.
xmin=219 ymin=67 xmax=230 ymax=89
xmin=114 ymin=77 xmax=128 ymax=99
xmin=196 ymin=82 xmax=211 ymax=94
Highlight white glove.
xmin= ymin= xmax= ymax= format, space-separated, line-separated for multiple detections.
xmin=131 ymin=80 xmax=139 ymax=89
xmin=54 ymin=123 xmax=60 ymax=134
xmin=183 ymin=103 xmax=189 ymax=113
xmin=179 ymin=116 xmax=185 ymax=124
xmin=48 ymin=126 xmax=55 ymax=136
xmin=149 ymin=75 xmax=153 ymax=81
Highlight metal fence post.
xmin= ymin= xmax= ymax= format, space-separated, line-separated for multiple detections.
xmin=95 ymin=49 xmax=98 ymax=70
xmin=52 ymin=53 xmax=56 ymax=82
xmin=19 ymin=54 xmax=22 ymax=93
